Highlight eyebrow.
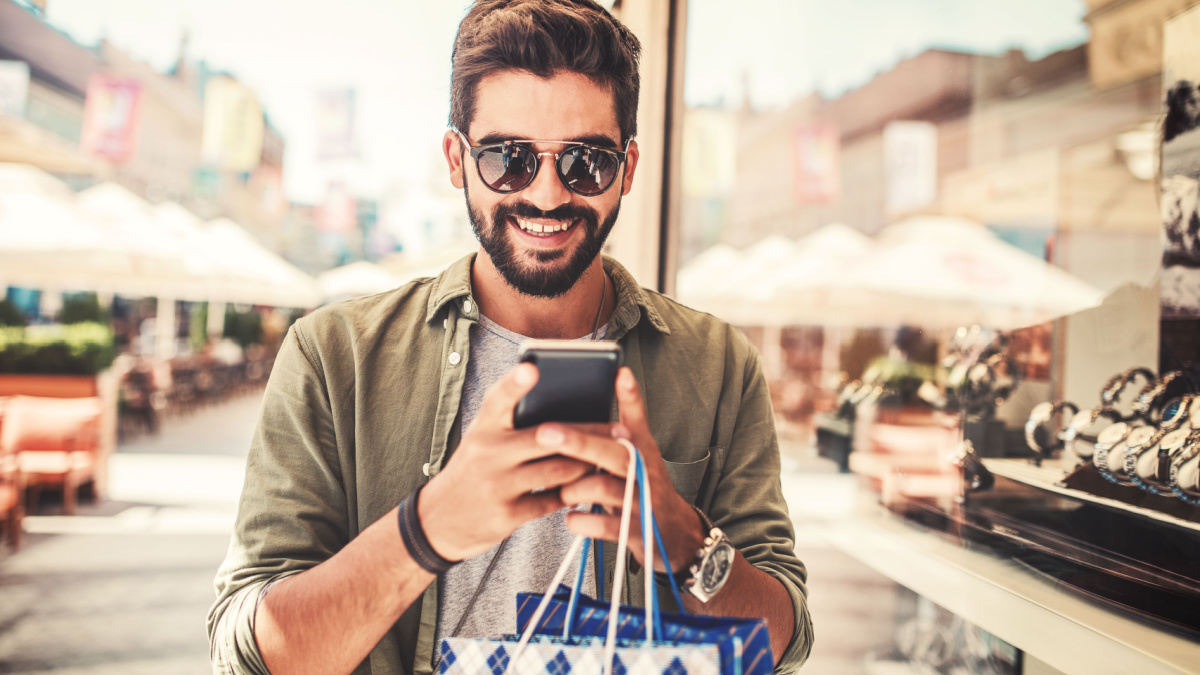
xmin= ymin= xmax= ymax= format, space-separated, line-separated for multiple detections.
xmin=473 ymin=132 xmax=620 ymax=150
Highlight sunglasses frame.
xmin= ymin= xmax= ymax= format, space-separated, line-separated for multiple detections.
xmin=452 ymin=128 xmax=631 ymax=197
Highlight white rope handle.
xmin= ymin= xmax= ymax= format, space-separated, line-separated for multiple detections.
xmin=506 ymin=438 xmax=649 ymax=675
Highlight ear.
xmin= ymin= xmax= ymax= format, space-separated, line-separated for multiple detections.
xmin=620 ymin=139 xmax=639 ymax=196
xmin=443 ymin=130 xmax=465 ymax=189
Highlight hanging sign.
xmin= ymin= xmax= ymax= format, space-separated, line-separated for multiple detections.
xmin=80 ymin=75 xmax=143 ymax=164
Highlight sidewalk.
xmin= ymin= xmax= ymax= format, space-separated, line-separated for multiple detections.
xmin=0 ymin=393 xmax=263 ymax=675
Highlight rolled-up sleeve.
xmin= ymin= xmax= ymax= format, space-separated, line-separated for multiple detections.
xmin=207 ymin=323 xmax=349 ymax=674
xmin=710 ymin=348 xmax=814 ymax=673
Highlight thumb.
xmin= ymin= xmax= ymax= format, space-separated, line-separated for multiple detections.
xmin=477 ymin=362 xmax=539 ymax=430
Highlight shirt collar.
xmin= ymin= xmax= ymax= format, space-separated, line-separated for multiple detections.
xmin=425 ymin=252 xmax=671 ymax=336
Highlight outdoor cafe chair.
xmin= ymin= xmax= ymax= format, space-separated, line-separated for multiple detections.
xmin=0 ymin=397 xmax=25 ymax=549
xmin=1 ymin=395 xmax=103 ymax=515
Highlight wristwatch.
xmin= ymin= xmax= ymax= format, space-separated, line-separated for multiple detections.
xmin=1102 ymin=424 xmax=1157 ymax=486
xmin=1024 ymin=401 xmax=1078 ymax=462
xmin=1134 ymin=371 xmax=1184 ymax=420
xmin=1169 ymin=431 xmax=1200 ymax=505
xmin=1100 ymin=367 xmax=1155 ymax=406
xmin=669 ymin=507 xmax=735 ymax=603
xmin=1062 ymin=406 xmax=1121 ymax=461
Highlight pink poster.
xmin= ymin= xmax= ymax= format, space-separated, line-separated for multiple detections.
xmin=793 ymin=125 xmax=840 ymax=205
xmin=80 ymin=75 xmax=142 ymax=164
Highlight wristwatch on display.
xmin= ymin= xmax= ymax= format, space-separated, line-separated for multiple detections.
xmin=1168 ymin=431 xmax=1200 ymax=505
xmin=677 ymin=507 xmax=735 ymax=603
xmin=1134 ymin=371 xmax=1185 ymax=420
xmin=1024 ymin=401 xmax=1078 ymax=462
xmin=1061 ymin=406 xmax=1122 ymax=461
xmin=1102 ymin=425 xmax=1158 ymax=486
xmin=1127 ymin=426 xmax=1183 ymax=496
xmin=1100 ymin=367 xmax=1156 ymax=407
xmin=1092 ymin=421 xmax=1131 ymax=480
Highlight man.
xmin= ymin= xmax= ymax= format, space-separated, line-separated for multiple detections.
xmin=208 ymin=1 xmax=814 ymax=674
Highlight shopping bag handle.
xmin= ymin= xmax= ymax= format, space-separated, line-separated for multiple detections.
xmin=561 ymin=446 xmax=684 ymax=640
xmin=508 ymin=439 xmax=650 ymax=675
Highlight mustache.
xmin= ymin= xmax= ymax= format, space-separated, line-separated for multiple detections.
xmin=494 ymin=200 xmax=597 ymax=224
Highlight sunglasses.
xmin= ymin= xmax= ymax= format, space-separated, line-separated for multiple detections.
xmin=453 ymin=128 xmax=630 ymax=197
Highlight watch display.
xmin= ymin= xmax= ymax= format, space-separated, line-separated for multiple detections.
xmin=1062 ymin=407 xmax=1121 ymax=461
xmin=1126 ymin=427 xmax=1183 ymax=495
xmin=1170 ymin=433 xmax=1200 ymax=505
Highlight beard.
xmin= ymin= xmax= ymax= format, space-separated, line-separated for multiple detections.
xmin=465 ymin=179 xmax=620 ymax=298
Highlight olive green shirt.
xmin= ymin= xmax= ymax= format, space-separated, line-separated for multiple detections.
xmin=207 ymin=254 xmax=814 ymax=675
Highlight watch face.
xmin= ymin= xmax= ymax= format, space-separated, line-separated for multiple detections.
xmin=701 ymin=541 xmax=735 ymax=595
xmin=1097 ymin=422 xmax=1129 ymax=447
xmin=1126 ymin=426 xmax=1157 ymax=449
xmin=1161 ymin=397 xmax=1185 ymax=427
xmin=1161 ymin=428 xmax=1191 ymax=452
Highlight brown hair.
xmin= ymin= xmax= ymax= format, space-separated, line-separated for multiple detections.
xmin=449 ymin=0 xmax=642 ymax=144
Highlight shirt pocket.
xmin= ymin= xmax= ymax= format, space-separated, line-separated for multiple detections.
xmin=662 ymin=450 xmax=712 ymax=505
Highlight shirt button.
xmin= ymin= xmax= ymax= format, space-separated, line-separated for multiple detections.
xmin=422 ymin=462 xmax=431 ymax=477
xmin=448 ymin=351 xmax=461 ymax=365
xmin=463 ymin=299 xmax=473 ymax=314
xmin=442 ymin=318 xmax=448 ymax=329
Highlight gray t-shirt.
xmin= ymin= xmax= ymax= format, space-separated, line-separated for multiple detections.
xmin=436 ymin=316 xmax=604 ymax=643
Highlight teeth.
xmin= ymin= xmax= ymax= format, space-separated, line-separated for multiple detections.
xmin=515 ymin=218 xmax=573 ymax=237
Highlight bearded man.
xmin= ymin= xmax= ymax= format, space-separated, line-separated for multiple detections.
xmin=208 ymin=2 xmax=814 ymax=674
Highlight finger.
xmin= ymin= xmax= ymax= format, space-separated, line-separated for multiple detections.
xmin=559 ymin=473 xmax=627 ymax=508
xmin=511 ymin=456 xmax=594 ymax=494
xmin=564 ymin=422 xmax=618 ymax=437
xmin=511 ymin=490 xmax=566 ymax=523
xmin=615 ymin=368 xmax=654 ymax=451
xmin=534 ymin=424 xmax=630 ymax=477
xmin=565 ymin=511 xmax=643 ymax=544
xmin=475 ymin=363 xmax=539 ymax=430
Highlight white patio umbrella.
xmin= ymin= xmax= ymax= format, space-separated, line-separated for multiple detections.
xmin=679 ymin=225 xmax=873 ymax=326
xmin=206 ymin=218 xmax=319 ymax=308
xmin=0 ymin=166 xmax=141 ymax=293
xmin=676 ymin=243 xmax=740 ymax=302
xmin=828 ymin=216 xmax=1106 ymax=330
xmin=76 ymin=183 xmax=200 ymax=297
xmin=317 ymin=261 xmax=403 ymax=304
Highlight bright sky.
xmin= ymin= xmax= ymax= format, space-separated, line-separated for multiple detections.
xmin=43 ymin=0 xmax=1088 ymax=203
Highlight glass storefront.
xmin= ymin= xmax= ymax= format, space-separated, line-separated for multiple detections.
xmin=677 ymin=0 xmax=1200 ymax=672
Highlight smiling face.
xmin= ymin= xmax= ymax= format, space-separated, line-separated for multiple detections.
xmin=446 ymin=69 xmax=638 ymax=298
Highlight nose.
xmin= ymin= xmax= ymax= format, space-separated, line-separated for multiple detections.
xmin=520 ymin=152 xmax=572 ymax=212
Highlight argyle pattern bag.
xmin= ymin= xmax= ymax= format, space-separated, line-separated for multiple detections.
xmin=514 ymin=586 xmax=774 ymax=675
xmin=437 ymin=441 xmax=765 ymax=675
xmin=439 ymin=634 xmax=721 ymax=675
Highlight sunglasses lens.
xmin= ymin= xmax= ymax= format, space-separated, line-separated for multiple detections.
xmin=558 ymin=146 xmax=619 ymax=195
xmin=476 ymin=145 xmax=537 ymax=192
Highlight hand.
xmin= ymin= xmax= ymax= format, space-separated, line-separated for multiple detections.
xmin=418 ymin=363 xmax=596 ymax=561
xmin=557 ymin=367 xmax=706 ymax=573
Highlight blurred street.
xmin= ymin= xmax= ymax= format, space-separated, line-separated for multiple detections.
xmin=0 ymin=392 xmax=894 ymax=675
xmin=0 ymin=393 xmax=261 ymax=675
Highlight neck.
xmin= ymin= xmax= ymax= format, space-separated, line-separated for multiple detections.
xmin=471 ymin=251 xmax=613 ymax=339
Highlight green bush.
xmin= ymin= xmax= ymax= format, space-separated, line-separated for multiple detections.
xmin=223 ymin=306 xmax=263 ymax=348
xmin=59 ymin=293 xmax=109 ymax=324
xmin=0 ymin=298 xmax=27 ymax=327
xmin=0 ymin=322 xmax=117 ymax=375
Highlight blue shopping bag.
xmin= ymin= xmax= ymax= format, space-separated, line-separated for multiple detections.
xmin=514 ymin=586 xmax=773 ymax=675
xmin=438 ymin=440 xmax=772 ymax=675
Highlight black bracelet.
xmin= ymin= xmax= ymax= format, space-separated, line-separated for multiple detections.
xmin=397 ymin=485 xmax=457 ymax=575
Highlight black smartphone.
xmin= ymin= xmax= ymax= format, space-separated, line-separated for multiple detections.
xmin=512 ymin=340 xmax=624 ymax=429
